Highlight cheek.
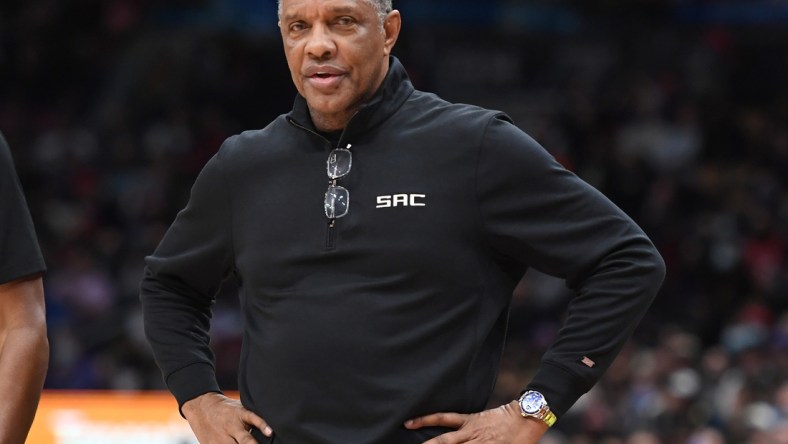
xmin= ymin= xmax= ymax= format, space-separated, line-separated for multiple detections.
xmin=352 ymin=40 xmax=383 ymax=70
xmin=285 ymin=47 xmax=300 ymax=70
xmin=284 ymin=49 xmax=303 ymax=86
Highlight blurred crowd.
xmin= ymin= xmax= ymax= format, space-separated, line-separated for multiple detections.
xmin=1 ymin=1 xmax=786 ymax=443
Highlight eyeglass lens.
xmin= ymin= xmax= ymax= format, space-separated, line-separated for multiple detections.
xmin=325 ymin=185 xmax=349 ymax=219
xmin=327 ymin=148 xmax=352 ymax=180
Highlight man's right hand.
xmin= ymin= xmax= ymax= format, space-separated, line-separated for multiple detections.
xmin=182 ymin=392 xmax=272 ymax=443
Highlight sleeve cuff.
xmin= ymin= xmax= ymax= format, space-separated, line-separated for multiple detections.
xmin=525 ymin=361 xmax=594 ymax=418
xmin=165 ymin=362 xmax=222 ymax=415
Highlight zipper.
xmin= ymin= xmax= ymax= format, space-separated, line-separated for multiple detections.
xmin=326 ymin=219 xmax=337 ymax=250
xmin=287 ymin=117 xmax=353 ymax=251
xmin=287 ymin=117 xmax=332 ymax=144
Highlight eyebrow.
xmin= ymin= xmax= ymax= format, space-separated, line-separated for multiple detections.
xmin=283 ymin=5 xmax=359 ymax=22
xmin=327 ymin=6 xmax=357 ymax=15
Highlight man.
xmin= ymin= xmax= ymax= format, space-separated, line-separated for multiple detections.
xmin=0 ymin=131 xmax=49 ymax=444
xmin=140 ymin=0 xmax=666 ymax=443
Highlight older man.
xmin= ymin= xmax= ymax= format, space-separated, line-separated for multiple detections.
xmin=0 ymin=132 xmax=49 ymax=444
xmin=140 ymin=0 xmax=665 ymax=443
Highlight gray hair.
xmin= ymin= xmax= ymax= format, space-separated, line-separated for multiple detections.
xmin=278 ymin=0 xmax=393 ymax=25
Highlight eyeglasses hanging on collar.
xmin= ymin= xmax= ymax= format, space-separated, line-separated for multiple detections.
xmin=324 ymin=144 xmax=352 ymax=220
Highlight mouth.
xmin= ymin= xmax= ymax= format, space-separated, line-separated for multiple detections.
xmin=307 ymin=72 xmax=345 ymax=88
xmin=313 ymin=72 xmax=336 ymax=79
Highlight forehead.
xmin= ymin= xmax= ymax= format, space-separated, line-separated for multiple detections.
xmin=281 ymin=0 xmax=374 ymax=19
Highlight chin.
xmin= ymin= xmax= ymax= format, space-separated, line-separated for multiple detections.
xmin=309 ymin=96 xmax=353 ymax=116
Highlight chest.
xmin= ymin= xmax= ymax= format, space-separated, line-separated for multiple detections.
xmin=228 ymin=135 xmax=483 ymax=290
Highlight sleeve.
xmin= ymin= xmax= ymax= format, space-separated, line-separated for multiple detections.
xmin=475 ymin=116 xmax=666 ymax=417
xmin=139 ymin=141 xmax=235 ymax=410
xmin=0 ymin=133 xmax=46 ymax=284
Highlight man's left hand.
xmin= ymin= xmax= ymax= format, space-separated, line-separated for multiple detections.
xmin=404 ymin=400 xmax=549 ymax=444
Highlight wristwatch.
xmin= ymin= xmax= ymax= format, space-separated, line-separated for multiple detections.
xmin=517 ymin=390 xmax=557 ymax=427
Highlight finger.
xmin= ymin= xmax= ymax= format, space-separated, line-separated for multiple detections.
xmin=420 ymin=430 xmax=468 ymax=444
xmin=242 ymin=410 xmax=273 ymax=437
xmin=231 ymin=422 xmax=260 ymax=444
xmin=405 ymin=412 xmax=468 ymax=429
xmin=233 ymin=431 xmax=259 ymax=444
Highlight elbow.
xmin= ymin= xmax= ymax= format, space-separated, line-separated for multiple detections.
xmin=650 ymin=246 xmax=667 ymax=287
xmin=640 ymin=244 xmax=666 ymax=304
xmin=27 ymin=324 xmax=50 ymax=384
xmin=2 ymin=324 xmax=50 ymax=387
xmin=27 ymin=315 xmax=50 ymax=382
xmin=37 ymin=330 xmax=50 ymax=380
xmin=653 ymin=245 xmax=667 ymax=284
xmin=31 ymin=305 xmax=50 ymax=378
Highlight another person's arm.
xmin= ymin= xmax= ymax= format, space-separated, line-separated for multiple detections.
xmin=0 ymin=274 xmax=48 ymax=444
xmin=0 ymin=132 xmax=49 ymax=443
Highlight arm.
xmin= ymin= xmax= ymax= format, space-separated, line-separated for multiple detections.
xmin=474 ymin=117 xmax=665 ymax=415
xmin=140 ymin=148 xmax=233 ymax=407
xmin=140 ymin=144 xmax=271 ymax=442
xmin=0 ymin=274 xmax=48 ymax=444
xmin=407 ymin=116 xmax=665 ymax=443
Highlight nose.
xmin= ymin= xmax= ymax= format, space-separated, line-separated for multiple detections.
xmin=304 ymin=23 xmax=336 ymax=60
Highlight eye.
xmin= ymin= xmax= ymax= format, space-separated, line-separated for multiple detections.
xmin=335 ymin=16 xmax=355 ymax=26
xmin=289 ymin=21 xmax=307 ymax=32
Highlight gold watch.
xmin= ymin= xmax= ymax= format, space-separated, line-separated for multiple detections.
xmin=517 ymin=390 xmax=557 ymax=427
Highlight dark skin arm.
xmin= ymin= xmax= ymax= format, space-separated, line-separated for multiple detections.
xmin=0 ymin=274 xmax=48 ymax=444
xmin=405 ymin=401 xmax=549 ymax=444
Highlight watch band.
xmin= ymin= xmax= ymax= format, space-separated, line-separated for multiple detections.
xmin=537 ymin=407 xmax=557 ymax=427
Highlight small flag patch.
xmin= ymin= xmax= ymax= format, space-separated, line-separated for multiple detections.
xmin=581 ymin=356 xmax=596 ymax=368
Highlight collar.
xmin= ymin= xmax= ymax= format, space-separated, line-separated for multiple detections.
xmin=287 ymin=56 xmax=415 ymax=139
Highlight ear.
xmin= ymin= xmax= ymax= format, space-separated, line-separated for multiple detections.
xmin=382 ymin=10 xmax=402 ymax=56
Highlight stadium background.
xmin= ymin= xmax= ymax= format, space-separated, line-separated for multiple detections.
xmin=1 ymin=0 xmax=786 ymax=442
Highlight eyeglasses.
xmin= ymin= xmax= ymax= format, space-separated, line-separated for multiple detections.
xmin=325 ymin=144 xmax=352 ymax=220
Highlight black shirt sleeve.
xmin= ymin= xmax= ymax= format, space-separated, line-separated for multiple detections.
xmin=140 ymin=142 xmax=235 ymax=410
xmin=476 ymin=116 xmax=666 ymax=417
xmin=0 ymin=132 xmax=46 ymax=284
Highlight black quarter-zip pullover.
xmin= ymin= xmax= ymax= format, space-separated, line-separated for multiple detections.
xmin=140 ymin=57 xmax=665 ymax=444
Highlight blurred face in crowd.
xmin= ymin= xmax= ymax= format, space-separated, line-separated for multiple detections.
xmin=279 ymin=0 xmax=401 ymax=131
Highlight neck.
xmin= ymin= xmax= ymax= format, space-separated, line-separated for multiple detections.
xmin=310 ymin=109 xmax=356 ymax=133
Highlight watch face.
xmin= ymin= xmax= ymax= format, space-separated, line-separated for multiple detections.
xmin=520 ymin=391 xmax=545 ymax=414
